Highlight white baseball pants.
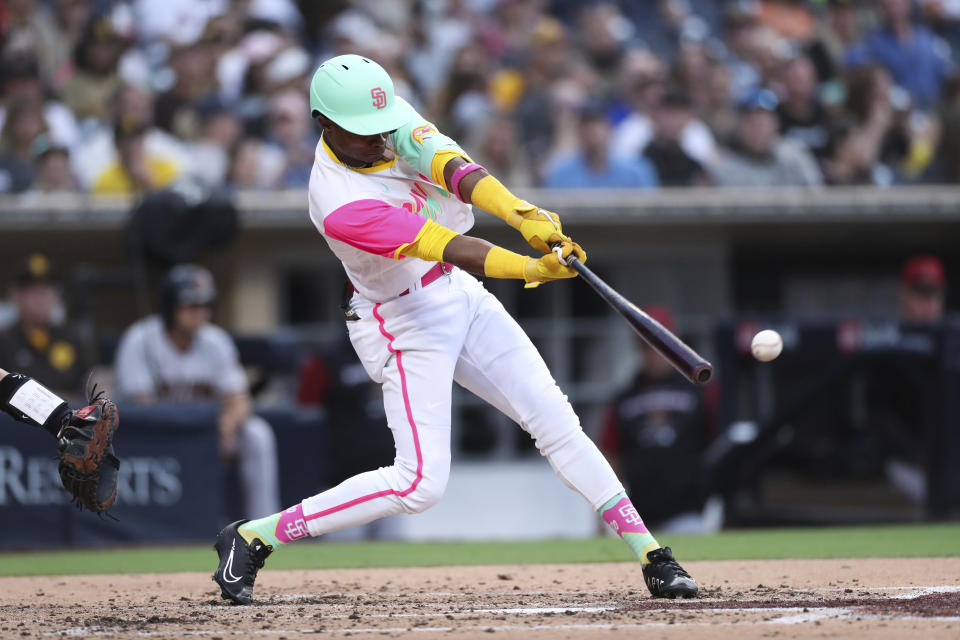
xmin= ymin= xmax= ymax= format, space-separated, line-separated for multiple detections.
xmin=301 ymin=268 xmax=623 ymax=535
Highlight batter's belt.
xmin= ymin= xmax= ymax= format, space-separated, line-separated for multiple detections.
xmin=341 ymin=262 xmax=454 ymax=318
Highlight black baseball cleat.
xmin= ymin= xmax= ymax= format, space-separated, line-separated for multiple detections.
xmin=642 ymin=547 xmax=699 ymax=598
xmin=212 ymin=520 xmax=273 ymax=605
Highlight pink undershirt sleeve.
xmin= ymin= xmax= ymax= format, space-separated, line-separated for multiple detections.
xmin=322 ymin=199 xmax=428 ymax=259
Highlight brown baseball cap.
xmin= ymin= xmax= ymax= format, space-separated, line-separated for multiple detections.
xmin=901 ymin=255 xmax=945 ymax=292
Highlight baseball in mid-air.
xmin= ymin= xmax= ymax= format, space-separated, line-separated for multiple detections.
xmin=751 ymin=329 xmax=783 ymax=362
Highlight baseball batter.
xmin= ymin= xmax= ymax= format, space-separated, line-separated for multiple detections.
xmin=212 ymin=55 xmax=699 ymax=604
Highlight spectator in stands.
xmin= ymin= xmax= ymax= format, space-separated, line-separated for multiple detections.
xmin=808 ymin=0 xmax=866 ymax=83
xmin=466 ymin=113 xmax=534 ymax=189
xmin=432 ymin=44 xmax=493 ymax=143
xmin=611 ymin=50 xmax=667 ymax=157
xmin=0 ymin=0 xmax=55 ymax=67
xmin=184 ymin=107 xmax=243 ymax=190
xmin=845 ymin=0 xmax=951 ymax=110
xmin=512 ymin=19 xmax=576 ymax=164
xmin=777 ymin=54 xmax=832 ymax=158
xmin=0 ymin=95 xmax=47 ymax=192
xmin=644 ymin=90 xmax=710 ymax=187
xmin=90 ymin=120 xmax=179 ymax=194
xmin=722 ymin=1 xmax=766 ymax=101
xmin=233 ymin=29 xmax=301 ymax=136
xmin=699 ymin=56 xmax=739 ymax=144
xmin=0 ymin=54 xmax=79 ymax=152
xmin=113 ymin=264 xmax=280 ymax=519
xmin=599 ymin=306 xmax=714 ymax=531
xmin=1 ymin=0 xmax=955 ymax=193
xmin=707 ymin=88 xmax=823 ymax=186
xmin=0 ymin=254 xmax=92 ymax=399
xmin=264 ymin=89 xmax=316 ymax=188
xmin=76 ymin=84 xmax=186 ymax=193
xmin=154 ymin=40 xmax=221 ymax=140
xmin=226 ymin=137 xmax=285 ymax=190
xmin=899 ymin=255 xmax=946 ymax=324
xmin=630 ymin=0 xmax=718 ymax=65
xmin=613 ymin=48 xmax=716 ymax=167
xmin=544 ymin=105 xmax=659 ymax=189
xmin=579 ymin=2 xmax=631 ymax=82
xmin=131 ymin=0 xmax=229 ymax=47
xmin=671 ymin=41 xmax=714 ymax=117
xmin=58 ymin=16 xmax=126 ymax=123
xmin=827 ymin=65 xmax=912 ymax=185
xmin=29 ymin=133 xmax=79 ymax=192
xmin=33 ymin=0 xmax=93 ymax=83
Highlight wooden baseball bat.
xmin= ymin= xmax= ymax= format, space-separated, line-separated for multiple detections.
xmin=567 ymin=258 xmax=713 ymax=386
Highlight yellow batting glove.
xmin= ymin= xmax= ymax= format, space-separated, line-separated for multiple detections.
xmin=507 ymin=202 xmax=568 ymax=255
xmin=552 ymin=238 xmax=586 ymax=265
xmin=523 ymin=245 xmax=579 ymax=284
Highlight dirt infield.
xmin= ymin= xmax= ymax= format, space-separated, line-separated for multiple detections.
xmin=1 ymin=557 xmax=958 ymax=639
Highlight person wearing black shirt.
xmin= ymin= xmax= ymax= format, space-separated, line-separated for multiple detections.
xmin=599 ymin=307 xmax=712 ymax=527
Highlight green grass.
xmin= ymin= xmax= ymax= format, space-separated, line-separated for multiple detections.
xmin=1 ymin=523 xmax=958 ymax=577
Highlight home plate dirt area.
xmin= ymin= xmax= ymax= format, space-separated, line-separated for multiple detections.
xmin=2 ymin=558 xmax=958 ymax=639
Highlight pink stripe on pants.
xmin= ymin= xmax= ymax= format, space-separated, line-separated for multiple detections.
xmin=304 ymin=303 xmax=423 ymax=521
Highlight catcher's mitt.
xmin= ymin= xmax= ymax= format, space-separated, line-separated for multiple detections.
xmin=56 ymin=390 xmax=120 ymax=515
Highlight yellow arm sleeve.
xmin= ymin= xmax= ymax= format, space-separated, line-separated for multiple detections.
xmin=483 ymin=246 xmax=535 ymax=281
xmin=430 ymin=149 xmax=471 ymax=190
xmin=396 ymin=219 xmax=459 ymax=262
xmin=470 ymin=175 xmax=527 ymax=229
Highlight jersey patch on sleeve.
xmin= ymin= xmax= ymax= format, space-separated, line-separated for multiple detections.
xmin=411 ymin=123 xmax=438 ymax=145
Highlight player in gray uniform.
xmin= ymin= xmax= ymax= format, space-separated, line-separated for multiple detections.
xmin=113 ymin=265 xmax=280 ymax=519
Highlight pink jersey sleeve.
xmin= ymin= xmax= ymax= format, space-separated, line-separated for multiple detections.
xmin=322 ymin=199 xmax=428 ymax=259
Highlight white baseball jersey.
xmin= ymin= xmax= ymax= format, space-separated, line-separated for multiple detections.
xmin=308 ymin=98 xmax=475 ymax=302
xmin=113 ymin=315 xmax=247 ymax=401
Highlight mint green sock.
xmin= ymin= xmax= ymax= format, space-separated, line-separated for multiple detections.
xmin=598 ymin=492 xmax=660 ymax=564
xmin=238 ymin=513 xmax=282 ymax=547
xmin=238 ymin=503 xmax=310 ymax=548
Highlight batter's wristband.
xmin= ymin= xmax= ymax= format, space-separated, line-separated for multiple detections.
xmin=449 ymin=162 xmax=485 ymax=202
xmin=483 ymin=246 xmax=530 ymax=280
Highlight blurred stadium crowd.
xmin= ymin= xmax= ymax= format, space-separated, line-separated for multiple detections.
xmin=1 ymin=0 xmax=959 ymax=196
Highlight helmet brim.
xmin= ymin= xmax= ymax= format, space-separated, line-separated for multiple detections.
xmin=331 ymin=97 xmax=414 ymax=136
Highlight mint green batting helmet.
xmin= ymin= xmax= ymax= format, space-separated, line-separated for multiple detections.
xmin=309 ymin=54 xmax=412 ymax=135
